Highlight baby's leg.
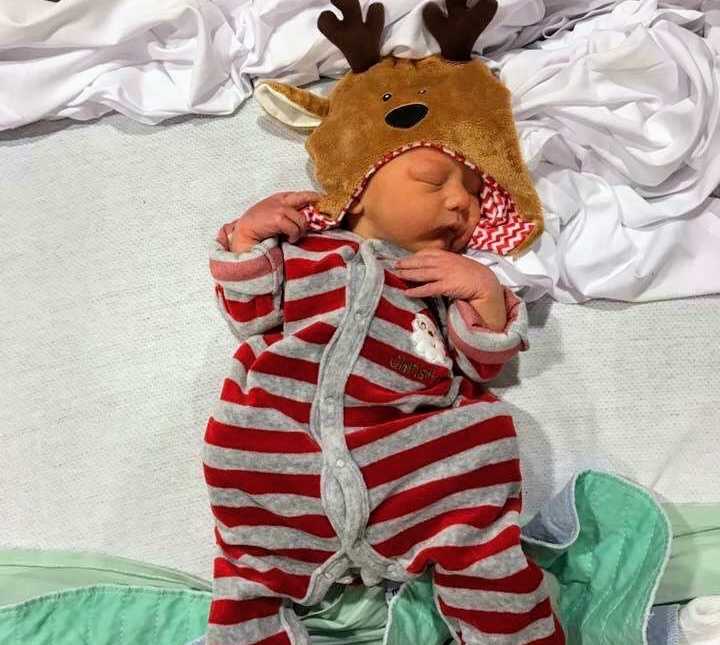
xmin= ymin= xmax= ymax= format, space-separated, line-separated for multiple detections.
xmin=204 ymin=469 xmax=335 ymax=644
xmin=206 ymin=537 xmax=319 ymax=645
xmin=430 ymin=506 xmax=564 ymax=645
xmin=203 ymin=417 xmax=333 ymax=644
xmin=207 ymin=591 xmax=295 ymax=645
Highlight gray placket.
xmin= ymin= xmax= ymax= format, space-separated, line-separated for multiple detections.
xmin=314 ymin=239 xmax=383 ymax=539
xmin=306 ymin=238 xmax=431 ymax=599
xmin=306 ymin=240 xmax=398 ymax=585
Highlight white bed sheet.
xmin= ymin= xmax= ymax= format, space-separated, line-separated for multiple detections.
xmin=1 ymin=100 xmax=718 ymax=579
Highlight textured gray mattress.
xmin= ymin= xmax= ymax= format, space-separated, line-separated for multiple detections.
xmin=1 ymin=100 xmax=718 ymax=579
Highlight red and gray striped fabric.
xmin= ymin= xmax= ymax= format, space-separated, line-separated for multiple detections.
xmin=203 ymin=224 xmax=565 ymax=644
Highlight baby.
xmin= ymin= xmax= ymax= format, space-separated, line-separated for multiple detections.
xmin=203 ymin=146 xmax=564 ymax=644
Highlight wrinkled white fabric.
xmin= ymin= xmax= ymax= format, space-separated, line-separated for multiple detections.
xmin=469 ymin=6 xmax=720 ymax=302
xmin=0 ymin=0 xmax=543 ymax=128
xmin=678 ymin=596 xmax=720 ymax=645
xmin=5 ymin=0 xmax=712 ymax=128
xmin=0 ymin=0 xmax=253 ymax=126
xmin=1 ymin=0 xmax=719 ymax=303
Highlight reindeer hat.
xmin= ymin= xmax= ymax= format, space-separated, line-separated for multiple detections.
xmin=255 ymin=0 xmax=543 ymax=255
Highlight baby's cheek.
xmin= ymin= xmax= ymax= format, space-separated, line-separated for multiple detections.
xmin=414 ymin=202 xmax=443 ymax=232
xmin=396 ymin=207 xmax=430 ymax=238
xmin=385 ymin=193 xmax=441 ymax=246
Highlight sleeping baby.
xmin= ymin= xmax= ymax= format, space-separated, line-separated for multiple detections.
xmin=202 ymin=0 xmax=565 ymax=643
xmin=202 ymin=147 xmax=564 ymax=645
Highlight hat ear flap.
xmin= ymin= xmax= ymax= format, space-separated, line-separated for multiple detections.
xmin=255 ymin=81 xmax=329 ymax=130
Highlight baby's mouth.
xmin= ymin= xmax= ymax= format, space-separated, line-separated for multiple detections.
xmin=452 ymin=209 xmax=481 ymax=252
xmin=449 ymin=225 xmax=472 ymax=252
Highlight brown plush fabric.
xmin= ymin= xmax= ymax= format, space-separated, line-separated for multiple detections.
xmin=262 ymin=54 xmax=543 ymax=253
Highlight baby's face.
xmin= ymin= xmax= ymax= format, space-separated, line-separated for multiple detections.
xmin=347 ymin=148 xmax=482 ymax=253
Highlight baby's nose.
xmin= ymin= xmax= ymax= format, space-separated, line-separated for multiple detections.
xmin=448 ymin=190 xmax=471 ymax=216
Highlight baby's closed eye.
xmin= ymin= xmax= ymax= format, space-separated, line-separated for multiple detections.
xmin=411 ymin=166 xmax=481 ymax=195
xmin=415 ymin=174 xmax=446 ymax=187
xmin=409 ymin=164 xmax=448 ymax=185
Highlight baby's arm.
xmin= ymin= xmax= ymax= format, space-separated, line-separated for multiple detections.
xmin=446 ymin=287 xmax=528 ymax=382
xmin=210 ymin=191 xmax=320 ymax=342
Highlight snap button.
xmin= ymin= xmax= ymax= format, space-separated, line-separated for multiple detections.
xmin=354 ymin=309 xmax=364 ymax=319
xmin=335 ymin=458 xmax=345 ymax=468
xmin=323 ymin=571 xmax=333 ymax=579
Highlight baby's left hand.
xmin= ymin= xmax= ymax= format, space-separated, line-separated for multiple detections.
xmin=394 ymin=248 xmax=503 ymax=302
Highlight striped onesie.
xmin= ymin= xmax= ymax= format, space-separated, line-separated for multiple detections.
xmin=203 ymin=220 xmax=565 ymax=645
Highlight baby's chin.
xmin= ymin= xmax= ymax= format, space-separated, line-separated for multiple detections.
xmin=401 ymin=238 xmax=466 ymax=253
xmin=451 ymin=226 xmax=475 ymax=253
xmin=400 ymin=237 xmax=448 ymax=253
xmin=431 ymin=227 xmax=473 ymax=253
xmin=390 ymin=223 xmax=474 ymax=253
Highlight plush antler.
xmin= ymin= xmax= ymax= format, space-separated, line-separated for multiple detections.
xmin=423 ymin=0 xmax=498 ymax=62
xmin=318 ymin=0 xmax=385 ymax=73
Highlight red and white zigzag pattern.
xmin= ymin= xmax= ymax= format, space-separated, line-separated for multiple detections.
xmin=303 ymin=141 xmax=535 ymax=256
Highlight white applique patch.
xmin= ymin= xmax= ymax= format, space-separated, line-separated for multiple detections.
xmin=411 ymin=313 xmax=450 ymax=367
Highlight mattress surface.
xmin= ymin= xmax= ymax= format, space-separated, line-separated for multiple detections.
xmin=1 ymin=101 xmax=718 ymax=578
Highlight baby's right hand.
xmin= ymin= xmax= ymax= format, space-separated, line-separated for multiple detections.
xmin=229 ymin=191 xmax=323 ymax=253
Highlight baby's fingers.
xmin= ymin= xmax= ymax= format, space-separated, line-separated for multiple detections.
xmin=394 ymin=254 xmax=440 ymax=270
xmin=281 ymin=191 xmax=324 ymax=208
xmin=278 ymin=208 xmax=308 ymax=243
xmin=404 ymin=281 xmax=445 ymax=298
xmin=394 ymin=266 xmax=442 ymax=282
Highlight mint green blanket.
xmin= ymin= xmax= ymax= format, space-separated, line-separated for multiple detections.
xmin=2 ymin=471 xmax=714 ymax=645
